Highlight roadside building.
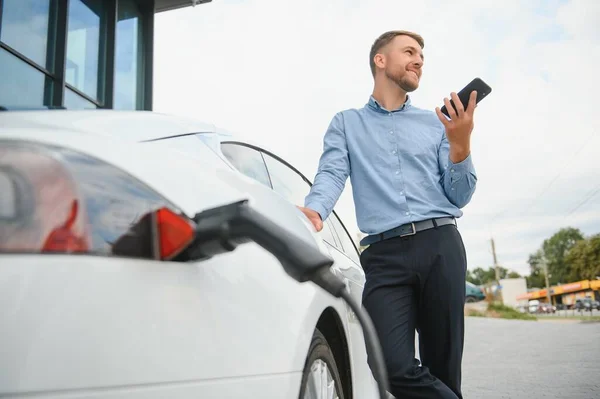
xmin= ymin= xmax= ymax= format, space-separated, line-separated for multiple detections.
xmin=498 ymin=277 xmax=528 ymax=308
xmin=516 ymin=279 xmax=600 ymax=308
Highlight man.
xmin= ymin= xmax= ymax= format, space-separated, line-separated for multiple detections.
xmin=299 ymin=30 xmax=478 ymax=398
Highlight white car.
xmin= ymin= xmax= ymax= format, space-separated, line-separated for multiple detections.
xmin=0 ymin=110 xmax=381 ymax=399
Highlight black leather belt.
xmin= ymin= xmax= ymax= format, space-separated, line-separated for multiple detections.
xmin=360 ymin=217 xmax=456 ymax=247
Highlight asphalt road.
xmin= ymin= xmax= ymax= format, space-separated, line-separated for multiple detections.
xmin=459 ymin=317 xmax=600 ymax=398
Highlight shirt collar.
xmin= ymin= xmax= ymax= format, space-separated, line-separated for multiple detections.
xmin=367 ymin=95 xmax=412 ymax=113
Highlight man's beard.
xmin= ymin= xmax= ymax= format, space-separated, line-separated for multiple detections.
xmin=385 ymin=69 xmax=418 ymax=92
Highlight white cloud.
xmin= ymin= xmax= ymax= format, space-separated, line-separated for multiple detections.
xmin=153 ymin=0 xmax=600 ymax=276
xmin=556 ymin=0 xmax=600 ymax=40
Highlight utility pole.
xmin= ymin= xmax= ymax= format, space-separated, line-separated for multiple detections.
xmin=541 ymin=257 xmax=552 ymax=305
xmin=491 ymin=238 xmax=500 ymax=282
xmin=490 ymin=238 xmax=503 ymax=304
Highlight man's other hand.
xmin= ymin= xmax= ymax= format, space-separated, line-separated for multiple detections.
xmin=297 ymin=206 xmax=323 ymax=232
xmin=435 ymin=90 xmax=477 ymax=163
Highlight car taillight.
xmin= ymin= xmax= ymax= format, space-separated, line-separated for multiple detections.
xmin=41 ymin=200 xmax=89 ymax=252
xmin=0 ymin=140 xmax=195 ymax=260
xmin=156 ymin=207 xmax=196 ymax=259
xmin=0 ymin=142 xmax=90 ymax=253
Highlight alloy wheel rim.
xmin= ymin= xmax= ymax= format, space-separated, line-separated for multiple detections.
xmin=303 ymin=359 xmax=339 ymax=399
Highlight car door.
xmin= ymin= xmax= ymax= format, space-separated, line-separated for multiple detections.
xmin=221 ymin=141 xmax=365 ymax=279
xmin=260 ymin=150 xmax=364 ymax=273
xmin=325 ymin=209 xmax=373 ymax=387
xmin=219 ymin=141 xmax=377 ymax=396
xmin=327 ymin=212 xmax=366 ymax=295
xmin=253 ymin=147 xmax=375 ymax=397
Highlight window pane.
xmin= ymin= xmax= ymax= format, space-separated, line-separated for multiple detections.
xmin=329 ymin=214 xmax=360 ymax=264
xmin=115 ymin=0 xmax=144 ymax=110
xmin=66 ymin=0 xmax=105 ymax=101
xmin=261 ymin=153 xmax=338 ymax=246
xmin=262 ymin=154 xmax=311 ymax=206
xmin=0 ymin=0 xmax=52 ymax=68
xmin=0 ymin=48 xmax=50 ymax=107
xmin=64 ymin=87 xmax=97 ymax=109
xmin=221 ymin=144 xmax=271 ymax=188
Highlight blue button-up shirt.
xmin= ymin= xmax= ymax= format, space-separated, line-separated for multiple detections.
xmin=304 ymin=95 xmax=477 ymax=236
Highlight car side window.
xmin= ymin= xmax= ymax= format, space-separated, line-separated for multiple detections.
xmin=262 ymin=152 xmax=309 ymax=206
xmin=329 ymin=213 xmax=360 ymax=264
xmin=220 ymin=143 xmax=271 ymax=188
xmin=261 ymin=152 xmax=337 ymax=247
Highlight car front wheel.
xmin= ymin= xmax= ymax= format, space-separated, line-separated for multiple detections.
xmin=299 ymin=329 xmax=345 ymax=399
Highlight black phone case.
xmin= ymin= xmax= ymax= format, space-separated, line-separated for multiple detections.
xmin=441 ymin=77 xmax=492 ymax=118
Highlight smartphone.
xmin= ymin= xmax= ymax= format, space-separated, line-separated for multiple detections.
xmin=440 ymin=77 xmax=492 ymax=118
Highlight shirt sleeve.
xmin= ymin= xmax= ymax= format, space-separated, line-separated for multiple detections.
xmin=304 ymin=113 xmax=350 ymax=221
xmin=438 ymin=128 xmax=477 ymax=208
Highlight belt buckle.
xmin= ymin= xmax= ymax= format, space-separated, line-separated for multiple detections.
xmin=399 ymin=222 xmax=416 ymax=237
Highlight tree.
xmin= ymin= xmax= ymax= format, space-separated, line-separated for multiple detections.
xmin=466 ymin=266 xmax=519 ymax=286
xmin=466 ymin=269 xmax=477 ymax=285
xmin=527 ymin=249 xmax=546 ymax=288
xmin=526 ymin=269 xmax=546 ymax=289
xmin=507 ymin=271 xmax=522 ymax=278
xmin=467 ymin=267 xmax=487 ymax=285
xmin=544 ymin=227 xmax=585 ymax=283
xmin=566 ymin=234 xmax=600 ymax=281
xmin=528 ymin=227 xmax=585 ymax=285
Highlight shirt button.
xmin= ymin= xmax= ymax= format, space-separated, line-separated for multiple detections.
xmin=395 ymin=170 xmax=400 ymax=175
xmin=451 ymin=169 xmax=455 ymax=172
xmin=400 ymin=191 xmax=404 ymax=195
xmin=392 ymin=150 xmax=397 ymax=154
xmin=389 ymin=131 xmax=393 ymax=134
xmin=405 ymin=212 xmax=410 ymax=216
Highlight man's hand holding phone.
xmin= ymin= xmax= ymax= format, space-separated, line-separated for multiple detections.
xmin=435 ymin=90 xmax=477 ymax=164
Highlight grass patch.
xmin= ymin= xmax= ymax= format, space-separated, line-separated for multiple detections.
xmin=487 ymin=303 xmax=537 ymax=321
xmin=466 ymin=302 xmax=537 ymax=321
xmin=466 ymin=309 xmax=486 ymax=317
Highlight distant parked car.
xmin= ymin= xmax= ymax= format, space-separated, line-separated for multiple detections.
xmin=528 ymin=299 xmax=540 ymax=313
xmin=575 ymin=298 xmax=593 ymax=312
xmin=465 ymin=281 xmax=486 ymax=302
xmin=537 ymin=303 xmax=556 ymax=314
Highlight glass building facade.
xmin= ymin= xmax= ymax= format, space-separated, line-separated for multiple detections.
xmin=0 ymin=0 xmax=209 ymax=110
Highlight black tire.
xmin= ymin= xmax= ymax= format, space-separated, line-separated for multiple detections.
xmin=298 ymin=329 xmax=346 ymax=399
xmin=465 ymin=296 xmax=477 ymax=303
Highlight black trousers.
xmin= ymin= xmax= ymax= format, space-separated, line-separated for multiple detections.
xmin=360 ymin=224 xmax=467 ymax=399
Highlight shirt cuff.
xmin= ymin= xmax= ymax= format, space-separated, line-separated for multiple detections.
xmin=304 ymin=201 xmax=328 ymax=222
xmin=444 ymin=153 xmax=474 ymax=185
xmin=447 ymin=153 xmax=474 ymax=174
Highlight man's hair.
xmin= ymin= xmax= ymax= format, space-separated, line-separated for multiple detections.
xmin=369 ymin=30 xmax=424 ymax=78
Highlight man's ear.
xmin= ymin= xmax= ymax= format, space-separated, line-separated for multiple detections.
xmin=373 ymin=53 xmax=386 ymax=70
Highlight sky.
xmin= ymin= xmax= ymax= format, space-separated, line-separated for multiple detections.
xmin=153 ymin=0 xmax=600 ymax=276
